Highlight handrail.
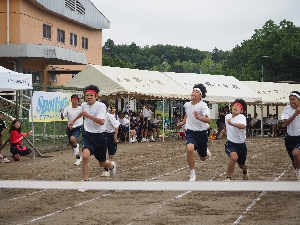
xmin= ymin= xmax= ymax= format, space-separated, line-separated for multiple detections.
xmin=0 ymin=95 xmax=29 ymax=111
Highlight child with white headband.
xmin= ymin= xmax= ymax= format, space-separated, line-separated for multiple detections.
xmin=281 ymin=91 xmax=300 ymax=181
xmin=221 ymin=99 xmax=250 ymax=181
xmin=177 ymin=84 xmax=211 ymax=181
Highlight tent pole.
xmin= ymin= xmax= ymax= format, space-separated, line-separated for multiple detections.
xmin=261 ymin=104 xmax=264 ymax=138
xmin=162 ymin=98 xmax=165 ymax=143
xmin=127 ymin=92 xmax=130 ymax=144
xmin=30 ymin=90 xmax=35 ymax=159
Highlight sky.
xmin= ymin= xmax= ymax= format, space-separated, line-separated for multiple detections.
xmin=91 ymin=0 xmax=300 ymax=52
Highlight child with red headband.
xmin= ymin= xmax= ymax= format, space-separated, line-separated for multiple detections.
xmin=60 ymin=94 xmax=83 ymax=166
xmin=177 ymin=83 xmax=211 ymax=182
xmin=222 ymin=99 xmax=250 ymax=181
xmin=69 ymin=85 xmax=116 ymax=192
xmin=281 ymin=91 xmax=300 ymax=181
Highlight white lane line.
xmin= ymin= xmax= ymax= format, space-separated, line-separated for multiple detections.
xmin=232 ymin=164 xmax=293 ymax=225
xmin=126 ymin=149 xmax=275 ymax=224
xmin=18 ymin=191 xmax=120 ymax=225
xmin=4 ymin=148 xmax=186 ymax=202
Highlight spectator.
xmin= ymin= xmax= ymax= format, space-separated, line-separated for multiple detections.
xmin=9 ymin=119 xmax=33 ymax=161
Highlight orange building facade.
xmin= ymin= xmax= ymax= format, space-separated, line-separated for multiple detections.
xmin=0 ymin=0 xmax=109 ymax=86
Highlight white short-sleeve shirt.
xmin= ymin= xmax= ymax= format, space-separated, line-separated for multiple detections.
xmin=225 ymin=114 xmax=247 ymax=143
xmin=63 ymin=106 xmax=83 ymax=128
xmin=281 ymin=105 xmax=300 ymax=136
xmin=184 ymin=101 xmax=210 ymax=131
xmin=105 ymin=112 xmax=120 ymax=133
xmin=81 ymin=101 xmax=106 ymax=133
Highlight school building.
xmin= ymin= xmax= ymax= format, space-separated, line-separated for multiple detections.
xmin=0 ymin=0 xmax=109 ymax=87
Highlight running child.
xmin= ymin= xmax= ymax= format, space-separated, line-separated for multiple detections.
xmin=60 ymin=94 xmax=83 ymax=165
xmin=69 ymin=85 xmax=116 ymax=191
xmin=222 ymin=99 xmax=250 ymax=181
xmin=177 ymin=84 xmax=211 ymax=181
xmin=281 ymin=91 xmax=300 ymax=181
xmin=101 ymin=101 xmax=120 ymax=177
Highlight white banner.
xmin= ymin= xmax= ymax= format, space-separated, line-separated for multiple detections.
xmin=29 ymin=91 xmax=72 ymax=122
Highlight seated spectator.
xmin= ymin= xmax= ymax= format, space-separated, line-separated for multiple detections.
xmin=130 ymin=112 xmax=138 ymax=143
xmin=9 ymin=119 xmax=32 ymax=161
xmin=264 ymin=114 xmax=275 ymax=136
xmin=152 ymin=114 xmax=162 ymax=139
xmin=249 ymin=113 xmax=259 ymax=129
xmin=122 ymin=111 xmax=130 ymax=133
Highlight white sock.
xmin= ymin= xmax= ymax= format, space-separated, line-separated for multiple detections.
xmin=190 ymin=169 xmax=195 ymax=176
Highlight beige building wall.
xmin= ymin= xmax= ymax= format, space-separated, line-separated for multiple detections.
xmin=0 ymin=0 xmax=105 ymax=86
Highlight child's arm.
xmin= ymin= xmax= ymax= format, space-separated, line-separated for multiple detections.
xmin=177 ymin=115 xmax=187 ymax=127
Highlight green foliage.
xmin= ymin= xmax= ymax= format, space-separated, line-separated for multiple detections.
xmin=102 ymin=19 xmax=300 ymax=82
xmin=224 ymin=19 xmax=300 ymax=82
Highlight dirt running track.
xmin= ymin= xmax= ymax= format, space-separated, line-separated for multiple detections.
xmin=0 ymin=137 xmax=299 ymax=225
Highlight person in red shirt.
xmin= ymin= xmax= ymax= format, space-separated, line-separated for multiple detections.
xmin=9 ymin=119 xmax=32 ymax=161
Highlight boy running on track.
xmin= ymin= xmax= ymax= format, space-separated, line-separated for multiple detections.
xmin=177 ymin=83 xmax=211 ymax=181
xmin=69 ymin=85 xmax=116 ymax=191
xmin=281 ymin=91 xmax=300 ymax=181
xmin=222 ymin=99 xmax=250 ymax=181
xmin=60 ymin=94 xmax=83 ymax=165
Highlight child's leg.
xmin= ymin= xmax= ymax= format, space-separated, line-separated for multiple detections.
xmin=227 ymin=152 xmax=238 ymax=178
xmin=82 ymin=148 xmax=91 ymax=181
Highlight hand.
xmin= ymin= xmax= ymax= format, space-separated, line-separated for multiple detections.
xmin=226 ymin=118 xmax=232 ymax=125
xmin=68 ymin=121 xmax=74 ymax=129
xmin=193 ymin=111 xmax=199 ymax=119
xmin=295 ymin=107 xmax=300 ymax=116
xmin=114 ymin=137 xmax=118 ymax=143
xmin=28 ymin=130 xmax=33 ymax=135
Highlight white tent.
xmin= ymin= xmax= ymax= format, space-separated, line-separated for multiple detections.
xmin=64 ymin=65 xmax=190 ymax=100
xmin=164 ymin=72 xmax=262 ymax=104
xmin=242 ymin=81 xmax=289 ymax=105
xmin=0 ymin=66 xmax=32 ymax=91
xmin=0 ymin=66 xmax=36 ymax=156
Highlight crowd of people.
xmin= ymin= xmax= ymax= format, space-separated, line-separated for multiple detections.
xmin=1 ymin=84 xmax=300 ymax=185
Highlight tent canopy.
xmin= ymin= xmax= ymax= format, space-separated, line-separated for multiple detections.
xmin=164 ymin=72 xmax=262 ymax=104
xmin=241 ymin=81 xmax=291 ymax=105
xmin=64 ymin=65 xmax=190 ymax=100
xmin=0 ymin=66 xmax=32 ymax=91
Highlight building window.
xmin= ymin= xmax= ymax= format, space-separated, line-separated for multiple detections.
xmin=70 ymin=33 xmax=77 ymax=47
xmin=43 ymin=24 xmax=51 ymax=40
xmin=82 ymin=37 xmax=88 ymax=50
xmin=57 ymin=29 xmax=65 ymax=43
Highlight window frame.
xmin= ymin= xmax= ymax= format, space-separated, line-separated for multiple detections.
xmin=82 ymin=37 xmax=88 ymax=50
xmin=57 ymin=29 xmax=65 ymax=44
xmin=70 ymin=33 xmax=77 ymax=47
xmin=43 ymin=24 xmax=51 ymax=40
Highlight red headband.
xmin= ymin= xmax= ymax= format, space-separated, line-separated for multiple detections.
xmin=234 ymin=102 xmax=244 ymax=111
xmin=85 ymin=90 xmax=98 ymax=95
xmin=71 ymin=97 xmax=79 ymax=101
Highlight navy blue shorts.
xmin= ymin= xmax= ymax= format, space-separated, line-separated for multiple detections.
xmin=185 ymin=129 xmax=208 ymax=157
xmin=284 ymin=135 xmax=300 ymax=161
xmin=67 ymin=125 xmax=83 ymax=144
xmin=82 ymin=132 xmax=107 ymax=162
xmin=225 ymin=140 xmax=247 ymax=165
xmin=148 ymin=121 xmax=153 ymax=131
xmin=104 ymin=132 xmax=117 ymax=156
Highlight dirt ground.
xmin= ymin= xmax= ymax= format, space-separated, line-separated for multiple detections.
xmin=0 ymin=136 xmax=299 ymax=225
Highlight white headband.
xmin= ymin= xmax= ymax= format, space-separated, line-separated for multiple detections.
xmin=290 ymin=92 xmax=300 ymax=99
xmin=193 ymin=88 xmax=202 ymax=94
